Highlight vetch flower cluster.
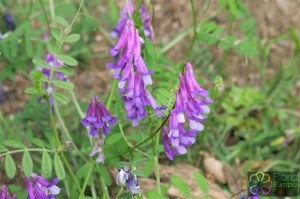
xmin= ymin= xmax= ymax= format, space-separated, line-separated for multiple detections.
xmin=81 ymin=96 xmax=117 ymax=163
xmin=26 ymin=173 xmax=61 ymax=199
xmin=108 ymin=19 xmax=166 ymax=126
xmin=0 ymin=185 xmax=16 ymax=199
xmin=163 ymin=63 xmax=213 ymax=160
xmin=116 ymin=168 xmax=140 ymax=195
xmin=111 ymin=1 xmax=154 ymax=41
xmin=37 ymin=53 xmax=66 ymax=108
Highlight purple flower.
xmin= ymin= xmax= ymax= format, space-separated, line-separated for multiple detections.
xmin=3 ymin=12 xmax=16 ymax=31
xmin=111 ymin=1 xmax=154 ymax=41
xmin=111 ymin=2 xmax=134 ymax=38
xmin=0 ymin=185 xmax=16 ymax=199
xmin=89 ymin=136 xmax=105 ymax=163
xmin=26 ymin=173 xmax=60 ymax=199
xmin=108 ymin=19 xmax=165 ymax=126
xmin=126 ymin=174 xmax=140 ymax=195
xmin=37 ymin=54 xmax=65 ymax=81
xmin=81 ymin=96 xmax=117 ymax=137
xmin=139 ymin=2 xmax=154 ymax=41
xmin=36 ymin=54 xmax=66 ymax=108
xmin=81 ymin=96 xmax=117 ymax=163
xmin=116 ymin=168 xmax=140 ymax=195
xmin=163 ymin=63 xmax=213 ymax=160
xmin=116 ymin=168 xmax=130 ymax=186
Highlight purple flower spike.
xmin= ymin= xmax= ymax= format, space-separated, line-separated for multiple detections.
xmin=81 ymin=96 xmax=117 ymax=163
xmin=163 ymin=63 xmax=213 ymax=160
xmin=108 ymin=19 xmax=165 ymax=126
xmin=26 ymin=173 xmax=60 ymax=199
xmin=81 ymin=96 xmax=117 ymax=137
xmin=0 ymin=185 xmax=16 ymax=199
xmin=111 ymin=1 xmax=154 ymax=41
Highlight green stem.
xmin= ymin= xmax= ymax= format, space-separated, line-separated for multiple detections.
xmin=70 ymin=90 xmax=85 ymax=118
xmin=119 ymin=122 xmax=150 ymax=157
xmin=0 ymin=111 xmax=15 ymax=138
xmin=60 ymin=153 xmax=83 ymax=196
xmin=38 ymin=0 xmax=51 ymax=32
xmin=79 ymin=161 xmax=96 ymax=199
xmin=54 ymin=102 xmax=89 ymax=162
xmin=154 ymin=128 xmax=161 ymax=194
xmin=105 ymin=80 xmax=117 ymax=109
xmin=108 ymin=113 xmax=170 ymax=161
xmin=0 ymin=148 xmax=54 ymax=157
xmin=100 ymin=171 xmax=110 ymax=199
xmin=47 ymin=100 xmax=83 ymax=196
xmin=185 ymin=0 xmax=198 ymax=60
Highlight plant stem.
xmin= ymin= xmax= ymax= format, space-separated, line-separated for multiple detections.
xmin=0 ymin=111 xmax=15 ymax=138
xmin=79 ymin=161 xmax=96 ymax=199
xmin=119 ymin=122 xmax=150 ymax=157
xmin=70 ymin=90 xmax=85 ymax=118
xmin=154 ymin=129 xmax=161 ymax=194
xmin=47 ymin=99 xmax=83 ymax=196
xmin=54 ymin=102 xmax=89 ymax=162
xmin=0 ymin=148 xmax=54 ymax=157
xmin=185 ymin=0 xmax=198 ymax=60
xmin=38 ymin=0 xmax=51 ymax=32
xmin=105 ymin=80 xmax=117 ymax=110
xmin=108 ymin=113 xmax=170 ymax=161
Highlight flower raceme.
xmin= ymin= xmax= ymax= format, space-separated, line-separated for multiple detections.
xmin=81 ymin=96 xmax=117 ymax=163
xmin=37 ymin=54 xmax=66 ymax=108
xmin=107 ymin=19 xmax=166 ymax=126
xmin=26 ymin=173 xmax=61 ymax=199
xmin=111 ymin=1 xmax=154 ymax=41
xmin=0 ymin=185 xmax=16 ymax=199
xmin=163 ymin=63 xmax=213 ymax=160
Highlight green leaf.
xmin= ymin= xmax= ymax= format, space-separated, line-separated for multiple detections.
xmin=0 ymin=145 xmax=8 ymax=152
xmin=46 ymin=39 xmax=57 ymax=54
xmin=99 ymin=165 xmax=112 ymax=185
xmin=193 ymin=172 xmax=209 ymax=194
xmin=64 ymin=34 xmax=81 ymax=43
xmin=54 ymin=67 xmax=75 ymax=76
xmin=25 ymin=37 xmax=33 ymax=57
xmin=31 ymin=138 xmax=45 ymax=148
xmin=51 ymin=28 xmax=63 ymax=42
xmin=131 ymin=169 xmax=146 ymax=177
xmin=58 ymin=55 xmax=78 ymax=66
xmin=54 ymin=153 xmax=65 ymax=180
xmin=105 ymin=133 xmax=122 ymax=145
xmin=4 ymin=140 xmax=26 ymax=149
xmin=24 ymin=87 xmax=38 ymax=95
xmin=42 ymin=151 xmax=52 ymax=178
xmin=53 ymin=92 xmax=69 ymax=104
xmin=54 ymin=16 xmax=69 ymax=27
xmin=143 ymin=158 xmax=154 ymax=177
xmin=145 ymin=38 xmax=155 ymax=58
xmin=170 ymin=176 xmax=191 ymax=196
xmin=5 ymin=154 xmax=16 ymax=179
xmin=32 ymin=58 xmax=50 ymax=68
xmin=52 ymin=80 xmax=74 ymax=90
xmin=22 ymin=151 xmax=33 ymax=177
